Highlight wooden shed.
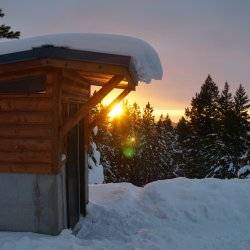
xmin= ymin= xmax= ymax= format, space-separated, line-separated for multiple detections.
xmin=0 ymin=45 xmax=137 ymax=235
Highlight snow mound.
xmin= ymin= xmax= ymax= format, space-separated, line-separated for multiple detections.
xmin=0 ymin=33 xmax=163 ymax=83
xmin=0 ymin=178 xmax=249 ymax=249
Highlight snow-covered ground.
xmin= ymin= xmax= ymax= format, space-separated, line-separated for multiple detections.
xmin=0 ymin=178 xmax=250 ymax=250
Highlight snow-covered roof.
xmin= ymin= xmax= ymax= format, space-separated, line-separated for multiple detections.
xmin=0 ymin=33 xmax=163 ymax=84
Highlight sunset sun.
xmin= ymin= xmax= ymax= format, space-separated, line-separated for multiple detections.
xmin=108 ymin=104 xmax=123 ymax=119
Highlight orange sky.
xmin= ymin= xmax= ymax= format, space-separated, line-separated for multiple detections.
xmin=98 ymin=87 xmax=185 ymax=122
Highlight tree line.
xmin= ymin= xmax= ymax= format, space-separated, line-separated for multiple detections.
xmin=90 ymin=75 xmax=249 ymax=186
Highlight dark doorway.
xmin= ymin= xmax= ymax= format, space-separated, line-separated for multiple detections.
xmin=66 ymin=103 xmax=80 ymax=229
xmin=79 ymin=118 xmax=88 ymax=216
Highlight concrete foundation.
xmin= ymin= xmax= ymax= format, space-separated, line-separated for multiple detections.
xmin=0 ymin=167 xmax=67 ymax=235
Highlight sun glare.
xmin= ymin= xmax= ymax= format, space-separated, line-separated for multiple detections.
xmin=108 ymin=104 xmax=123 ymax=119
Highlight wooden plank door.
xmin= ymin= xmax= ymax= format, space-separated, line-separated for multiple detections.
xmin=66 ymin=103 xmax=80 ymax=229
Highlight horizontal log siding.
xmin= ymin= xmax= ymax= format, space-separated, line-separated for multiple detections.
xmin=0 ymin=71 xmax=56 ymax=174
xmin=61 ymin=74 xmax=90 ymax=103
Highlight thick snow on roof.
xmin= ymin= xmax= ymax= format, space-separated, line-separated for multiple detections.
xmin=0 ymin=33 xmax=163 ymax=83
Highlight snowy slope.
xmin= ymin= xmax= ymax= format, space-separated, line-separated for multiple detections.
xmin=0 ymin=178 xmax=250 ymax=250
xmin=0 ymin=33 xmax=163 ymax=83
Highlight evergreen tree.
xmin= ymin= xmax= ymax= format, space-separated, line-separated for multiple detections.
xmin=176 ymin=116 xmax=190 ymax=141
xmin=233 ymin=84 xmax=250 ymax=159
xmin=184 ymin=75 xmax=224 ymax=177
xmin=207 ymin=82 xmax=236 ymax=178
xmin=125 ymin=103 xmax=142 ymax=184
xmin=174 ymin=116 xmax=192 ymax=177
xmin=156 ymin=114 xmax=176 ymax=179
xmin=204 ymin=83 xmax=249 ymax=178
xmin=0 ymin=9 xmax=20 ymax=39
xmin=219 ymin=82 xmax=233 ymax=112
xmin=138 ymin=102 xmax=160 ymax=184
xmin=157 ymin=114 xmax=173 ymax=131
xmin=107 ymin=101 xmax=131 ymax=182
xmin=186 ymin=75 xmax=220 ymax=136
xmin=218 ymin=82 xmax=234 ymax=147
xmin=129 ymin=102 xmax=142 ymax=133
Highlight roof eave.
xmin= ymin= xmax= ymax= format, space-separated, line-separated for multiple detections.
xmin=0 ymin=46 xmax=138 ymax=90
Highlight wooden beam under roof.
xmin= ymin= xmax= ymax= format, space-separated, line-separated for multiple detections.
xmin=62 ymin=69 xmax=103 ymax=87
xmin=89 ymin=88 xmax=131 ymax=128
xmin=0 ymin=59 xmax=136 ymax=88
xmin=60 ymin=75 xmax=124 ymax=136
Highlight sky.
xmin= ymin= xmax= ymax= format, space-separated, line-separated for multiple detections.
xmin=1 ymin=0 xmax=249 ymax=121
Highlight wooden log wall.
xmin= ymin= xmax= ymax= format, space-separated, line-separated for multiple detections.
xmin=0 ymin=66 xmax=90 ymax=175
xmin=0 ymin=69 xmax=56 ymax=174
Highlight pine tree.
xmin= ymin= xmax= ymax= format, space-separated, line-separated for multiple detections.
xmin=219 ymin=82 xmax=233 ymax=112
xmin=107 ymin=101 xmax=131 ymax=182
xmin=138 ymin=102 xmax=160 ymax=184
xmin=233 ymin=84 xmax=250 ymax=160
xmin=186 ymin=75 xmax=220 ymax=136
xmin=176 ymin=116 xmax=190 ymax=141
xmin=174 ymin=116 xmax=192 ymax=177
xmin=234 ymin=84 xmax=250 ymax=125
xmin=129 ymin=102 xmax=141 ymax=132
xmin=157 ymin=114 xmax=173 ymax=131
xmin=204 ymin=83 xmax=249 ymax=178
xmin=156 ymin=114 xmax=176 ymax=179
xmin=208 ymin=82 xmax=236 ymax=178
xmin=218 ymin=82 xmax=234 ymax=145
xmin=184 ymin=75 xmax=224 ymax=177
xmin=0 ymin=9 xmax=20 ymax=39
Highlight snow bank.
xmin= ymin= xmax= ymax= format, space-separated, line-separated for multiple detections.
xmin=0 ymin=33 xmax=163 ymax=83
xmin=0 ymin=178 xmax=249 ymax=249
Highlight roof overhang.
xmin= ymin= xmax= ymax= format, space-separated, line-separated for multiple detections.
xmin=0 ymin=45 xmax=138 ymax=90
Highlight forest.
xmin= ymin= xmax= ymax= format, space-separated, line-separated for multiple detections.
xmin=90 ymin=75 xmax=250 ymax=186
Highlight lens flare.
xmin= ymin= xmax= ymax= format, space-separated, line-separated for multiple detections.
xmin=130 ymin=137 xmax=136 ymax=143
xmin=122 ymin=146 xmax=136 ymax=158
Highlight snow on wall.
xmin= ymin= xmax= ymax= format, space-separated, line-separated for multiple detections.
xmin=88 ymin=142 xmax=104 ymax=184
xmin=0 ymin=33 xmax=163 ymax=83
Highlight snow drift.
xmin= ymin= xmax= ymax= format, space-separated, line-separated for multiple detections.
xmin=0 ymin=33 xmax=163 ymax=83
xmin=0 ymin=178 xmax=249 ymax=250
